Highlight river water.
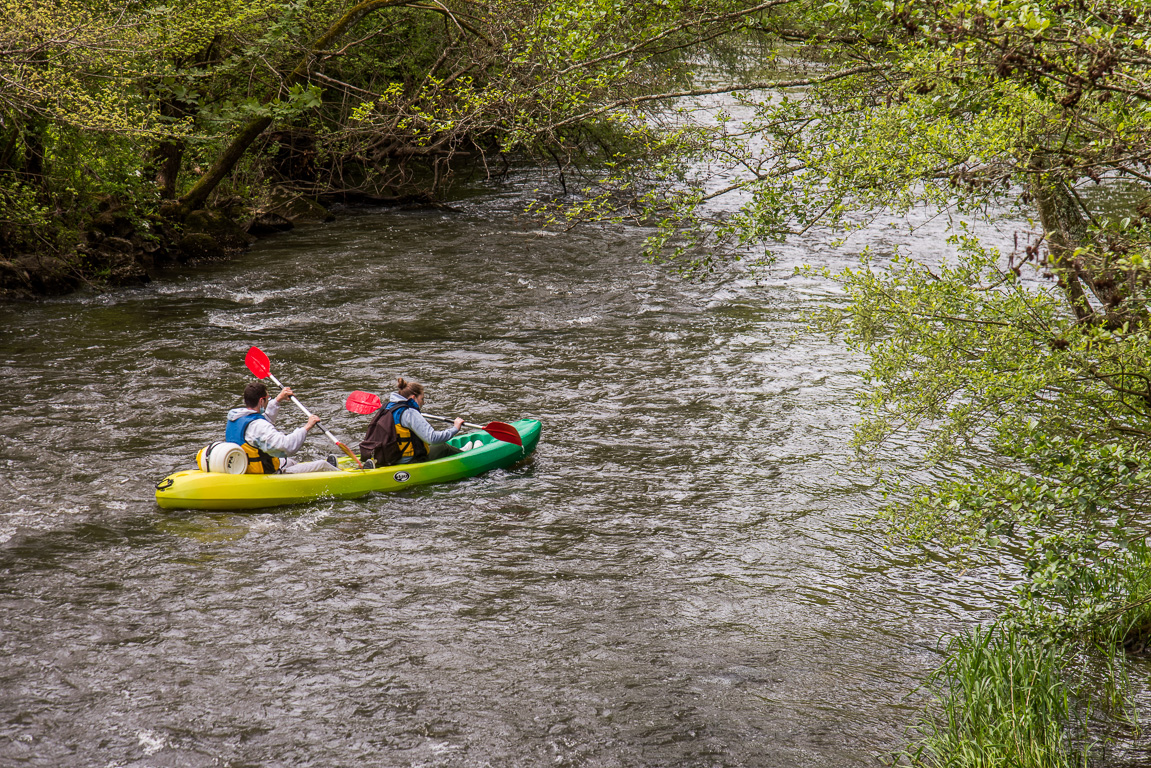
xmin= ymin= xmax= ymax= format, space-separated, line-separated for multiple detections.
xmin=0 ymin=181 xmax=1017 ymax=766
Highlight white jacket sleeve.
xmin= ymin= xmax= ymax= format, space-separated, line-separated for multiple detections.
xmin=245 ymin=401 xmax=309 ymax=458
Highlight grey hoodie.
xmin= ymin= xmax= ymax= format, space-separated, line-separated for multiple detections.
xmin=225 ymin=399 xmax=310 ymax=459
xmin=388 ymin=392 xmax=459 ymax=445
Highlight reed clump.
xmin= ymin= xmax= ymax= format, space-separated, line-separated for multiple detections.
xmin=905 ymin=540 xmax=1151 ymax=767
xmin=907 ymin=625 xmax=1089 ymax=768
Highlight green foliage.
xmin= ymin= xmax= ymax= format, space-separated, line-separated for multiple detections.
xmin=908 ymin=626 xmax=1090 ymax=768
xmin=811 ymin=230 xmax=1151 ymax=613
xmin=805 ymin=205 xmax=1151 ymax=760
xmin=557 ymin=0 xmax=1151 ymax=297
xmin=0 ymin=0 xmax=284 ymax=250
xmin=814 ymin=234 xmax=1150 ymax=461
xmin=1 ymin=0 xmax=785 ymax=254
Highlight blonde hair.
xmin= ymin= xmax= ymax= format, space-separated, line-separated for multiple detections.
xmin=396 ymin=377 xmax=424 ymax=399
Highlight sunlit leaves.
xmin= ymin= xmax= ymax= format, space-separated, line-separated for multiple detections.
xmin=812 ymin=229 xmax=1151 ymax=654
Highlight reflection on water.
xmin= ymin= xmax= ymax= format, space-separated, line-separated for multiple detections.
xmin=0 ymin=187 xmax=1014 ymax=766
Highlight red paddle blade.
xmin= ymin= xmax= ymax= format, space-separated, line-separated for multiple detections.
xmin=484 ymin=421 xmax=522 ymax=447
xmin=244 ymin=346 xmax=270 ymax=378
xmin=345 ymin=390 xmax=382 ymax=415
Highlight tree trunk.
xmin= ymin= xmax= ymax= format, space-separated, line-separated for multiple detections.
xmin=1029 ymin=159 xmax=1094 ymax=322
xmin=0 ymin=121 xmax=19 ymax=172
xmin=154 ymin=140 xmax=184 ymax=199
xmin=174 ymin=0 xmax=414 ymax=217
xmin=153 ymin=42 xmax=218 ymax=199
xmin=1030 ymin=162 xmax=1136 ymax=325
xmin=23 ymin=122 xmax=45 ymax=187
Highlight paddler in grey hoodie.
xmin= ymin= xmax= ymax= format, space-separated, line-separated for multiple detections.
xmin=225 ymin=382 xmax=337 ymax=473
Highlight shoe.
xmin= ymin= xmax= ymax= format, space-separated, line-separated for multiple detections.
xmin=326 ymin=454 xmax=338 ymax=468
xmin=362 ymin=459 xmax=375 ymax=470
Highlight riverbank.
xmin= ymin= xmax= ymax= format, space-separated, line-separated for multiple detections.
xmin=0 ymin=193 xmax=336 ymax=302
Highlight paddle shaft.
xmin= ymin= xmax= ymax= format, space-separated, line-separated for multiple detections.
xmin=421 ymin=412 xmax=482 ymax=430
xmin=266 ymin=371 xmax=356 ymax=459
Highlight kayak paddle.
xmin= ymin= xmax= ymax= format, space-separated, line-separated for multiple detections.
xmin=344 ymin=390 xmax=523 ymax=447
xmin=244 ymin=346 xmax=363 ymax=467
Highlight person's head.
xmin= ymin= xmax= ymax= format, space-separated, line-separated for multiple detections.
xmin=396 ymin=377 xmax=424 ymax=405
xmin=243 ymin=381 xmax=269 ymax=409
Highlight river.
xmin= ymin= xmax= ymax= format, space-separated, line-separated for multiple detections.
xmin=0 ymin=181 xmax=1016 ymax=766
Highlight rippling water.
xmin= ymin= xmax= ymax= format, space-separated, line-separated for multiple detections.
xmin=0 ymin=183 xmax=1020 ymax=766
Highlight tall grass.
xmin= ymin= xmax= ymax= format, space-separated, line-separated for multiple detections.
xmin=906 ymin=625 xmax=1090 ymax=768
xmin=902 ymin=542 xmax=1151 ymax=767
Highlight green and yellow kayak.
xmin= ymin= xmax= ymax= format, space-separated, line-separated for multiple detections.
xmin=155 ymin=418 xmax=541 ymax=511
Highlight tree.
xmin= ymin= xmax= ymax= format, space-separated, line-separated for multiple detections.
xmin=566 ymin=0 xmax=1151 ymax=519
xmin=578 ymin=2 xmax=1151 ymax=319
xmin=1 ymin=1 xmax=161 ymax=252
xmin=175 ymin=0 xmax=807 ymax=213
xmin=0 ymin=0 xmax=286 ymax=258
xmin=1 ymin=0 xmax=797 ymax=287
xmin=552 ymin=2 xmax=1151 ymax=762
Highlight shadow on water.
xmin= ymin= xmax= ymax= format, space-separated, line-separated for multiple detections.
xmin=0 ymin=185 xmax=1018 ymax=766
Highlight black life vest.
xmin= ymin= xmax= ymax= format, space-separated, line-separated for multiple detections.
xmin=224 ymin=411 xmax=282 ymax=474
xmin=360 ymin=399 xmax=428 ymax=466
